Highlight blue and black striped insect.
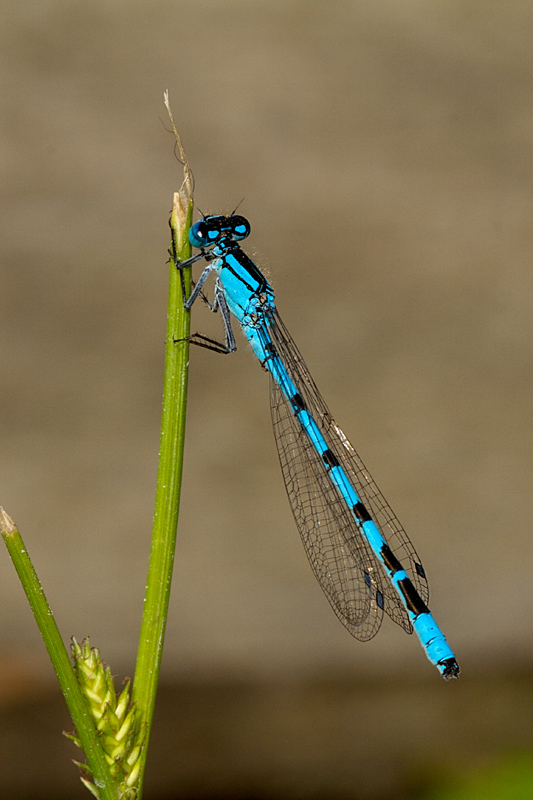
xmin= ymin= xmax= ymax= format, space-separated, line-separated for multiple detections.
xmin=174 ymin=213 xmax=459 ymax=679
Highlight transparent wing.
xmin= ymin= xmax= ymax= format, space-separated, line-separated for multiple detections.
xmin=265 ymin=310 xmax=430 ymax=636
xmin=270 ymin=373 xmax=383 ymax=640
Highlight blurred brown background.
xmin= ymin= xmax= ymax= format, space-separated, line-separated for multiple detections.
xmin=1 ymin=2 xmax=532 ymax=798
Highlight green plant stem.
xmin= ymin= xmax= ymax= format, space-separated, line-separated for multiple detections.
xmin=0 ymin=508 xmax=117 ymax=800
xmin=132 ymin=126 xmax=193 ymax=796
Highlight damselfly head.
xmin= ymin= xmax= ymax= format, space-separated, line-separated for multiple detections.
xmin=189 ymin=214 xmax=251 ymax=249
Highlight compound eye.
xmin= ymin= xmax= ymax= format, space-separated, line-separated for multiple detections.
xmin=189 ymin=220 xmax=220 ymax=249
xmin=230 ymin=215 xmax=251 ymax=241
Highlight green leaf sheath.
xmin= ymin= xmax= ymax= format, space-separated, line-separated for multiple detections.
xmin=0 ymin=508 xmax=117 ymax=800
